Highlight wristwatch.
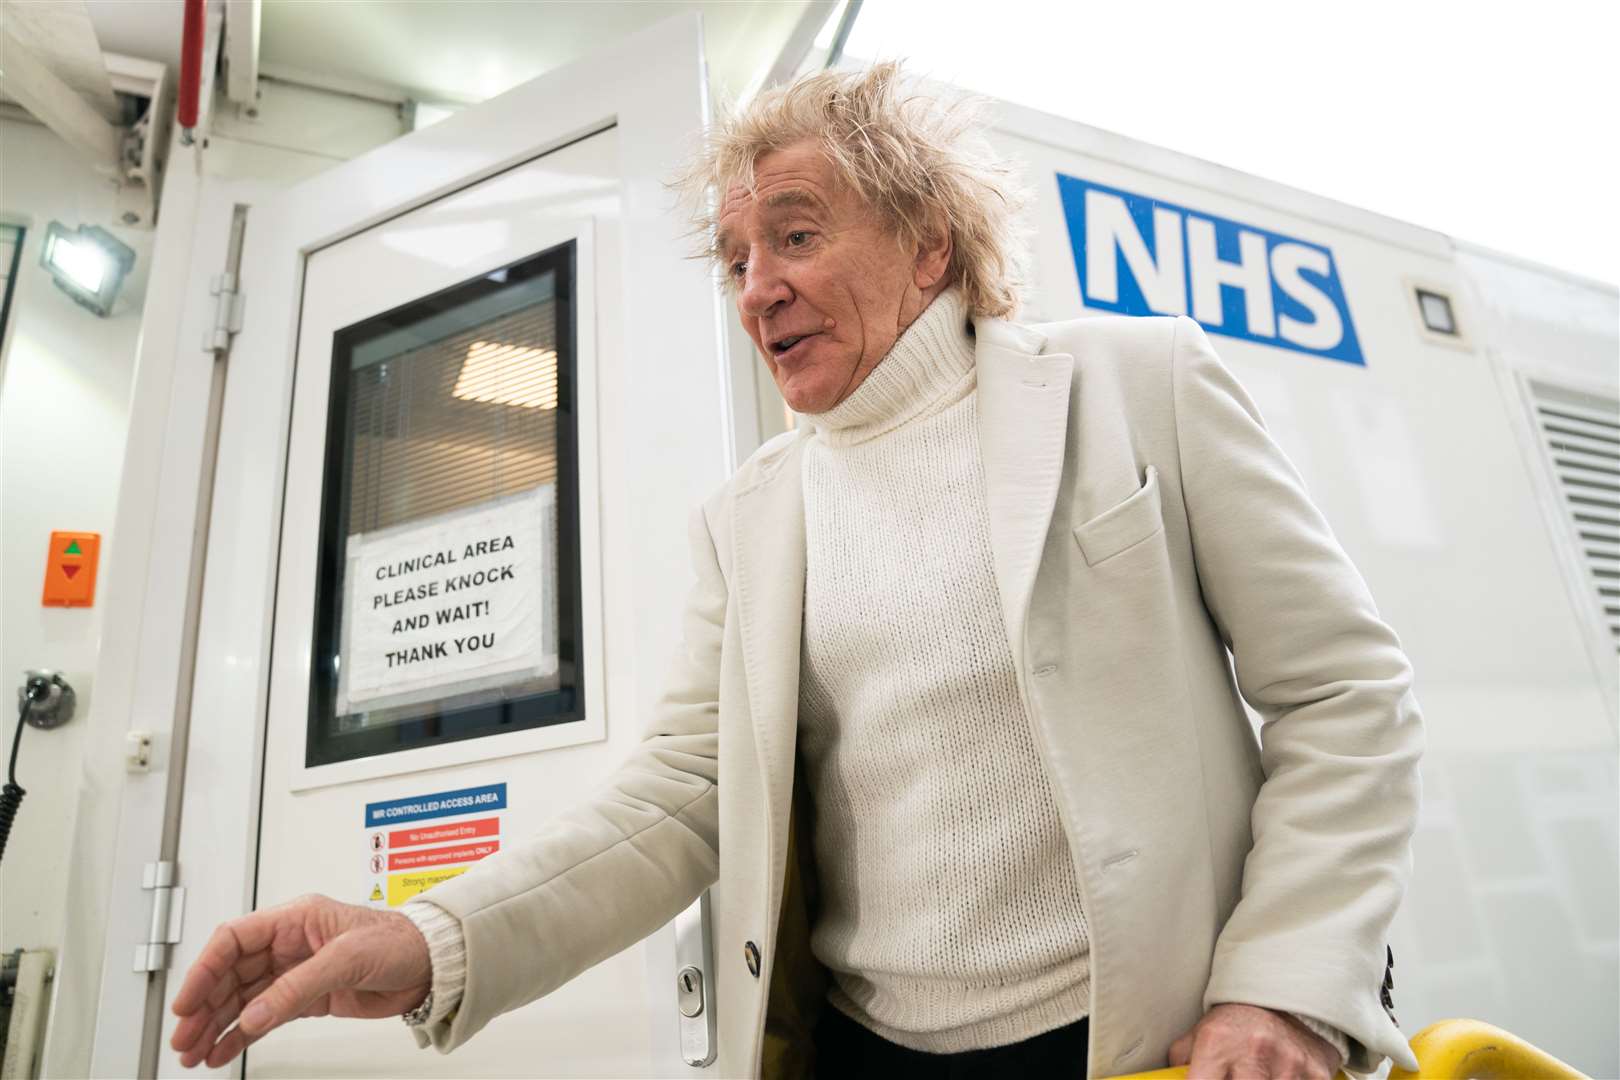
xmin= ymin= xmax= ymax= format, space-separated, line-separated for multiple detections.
xmin=402 ymin=990 xmax=434 ymax=1027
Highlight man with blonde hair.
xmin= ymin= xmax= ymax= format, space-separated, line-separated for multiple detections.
xmin=172 ymin=63 xmax=1423 ymax=1079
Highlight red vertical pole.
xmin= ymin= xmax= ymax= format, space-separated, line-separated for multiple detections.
xmin=177 ymin=0 xmax=205 ymax=137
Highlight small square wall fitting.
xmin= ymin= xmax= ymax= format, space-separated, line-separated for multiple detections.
xmin=43 ymin=530 xmax=101 ymax=607
xmin=1415 ymin=288 xmax=1457 ymax=335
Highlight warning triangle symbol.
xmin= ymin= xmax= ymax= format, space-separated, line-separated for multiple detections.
xmin=62 ymin=565 xmax=80 ymax=579
xmin=64 ymin=540 xmax=82 ymax=555
xmin=370 ymin=884 xmax=384 ymax=902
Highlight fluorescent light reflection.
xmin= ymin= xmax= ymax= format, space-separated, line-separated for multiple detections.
xmin=452 ymin=340 xmax=558 ymax=409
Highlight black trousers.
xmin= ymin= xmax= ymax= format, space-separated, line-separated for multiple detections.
xmin=813 ymin=1004 xmax=1090 ymax=1079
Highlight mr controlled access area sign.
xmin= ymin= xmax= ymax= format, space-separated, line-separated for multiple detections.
xmin=364 ymin=783 xmax=507 ymax=907
xmin=1056 ymin=173 xmax=1365 ymax=365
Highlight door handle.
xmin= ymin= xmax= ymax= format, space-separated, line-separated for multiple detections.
xmin=673 ymin=890 xmax=717 ymax=1066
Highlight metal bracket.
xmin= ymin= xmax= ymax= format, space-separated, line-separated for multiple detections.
xmin=125 ymin=730 xmax=153 ymax=773
xmin=132 ymin=861 xmax=186 ymax=973
xmin=204 ymin=272 xmax=245 ymax=353
xmin=108 ymin=52 xmax=174 ymax=229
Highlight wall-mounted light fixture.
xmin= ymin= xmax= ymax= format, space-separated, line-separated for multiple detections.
xmin=39 ymin=222 xmax=136 ymax=317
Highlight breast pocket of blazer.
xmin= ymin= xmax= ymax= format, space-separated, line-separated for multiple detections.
xmin=1072 ymin=463 xmax=1164 ymax=567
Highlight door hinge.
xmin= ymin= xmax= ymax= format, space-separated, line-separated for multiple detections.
xmin=203 ymin=272 xmax=245 ymax=353
xmin=132 ymin=861 xmax=186 ymax=973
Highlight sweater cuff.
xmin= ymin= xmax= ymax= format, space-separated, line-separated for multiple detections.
xmin=1288 ymin=1011 xmax=1350 ymax=1072
xmin=401 ymin=900 xmax=467 ymax=1030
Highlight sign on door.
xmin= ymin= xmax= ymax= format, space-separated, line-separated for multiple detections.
xmin=364 ymin=783 xmax=507 ymax=907
xmin=338 ymin=486 xmax=556 ymax=714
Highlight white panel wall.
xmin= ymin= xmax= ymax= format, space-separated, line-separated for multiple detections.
xmin=0 ymin=66 xmax=407 ymax=966
xmin=0 ymin=117 xmax=151 ymax=959
xmin=987 ymin=104 xmax=1620 ymax=1077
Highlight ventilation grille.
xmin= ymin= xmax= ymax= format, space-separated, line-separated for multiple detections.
xmin=1530 ymin=380 xmax=1620 ymax=652
xmin=346 ymin=298 xmax=558 ymax=536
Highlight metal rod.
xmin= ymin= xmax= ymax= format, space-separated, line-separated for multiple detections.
xmin=825 ymin=0 xmax=864 ymax=69
xmin=137 ymin=203 xmax=249 ymax=1080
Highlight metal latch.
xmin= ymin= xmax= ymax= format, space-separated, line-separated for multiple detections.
xmin=125 ymin=730 xmax=153 ymax=773
xmin=133 ymin=861 xmax=186 ymax=973
xmin=203 ymin=272 xmax=245 ymax=353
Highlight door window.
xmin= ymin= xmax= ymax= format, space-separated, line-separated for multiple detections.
xmin=306 ymin=242 xmax=582 ymax=766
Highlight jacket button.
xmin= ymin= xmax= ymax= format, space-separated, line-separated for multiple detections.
xmin=744 ymin=940 xmax=761 ymax=978
xmin=1381 ymin=945 xmax=1398 ymax=1022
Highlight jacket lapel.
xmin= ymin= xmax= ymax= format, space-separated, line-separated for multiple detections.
xmin=731 ymin=435 xmax=810 ymax=859
xmin=974 ymin=317 xmax=1075 ymax=676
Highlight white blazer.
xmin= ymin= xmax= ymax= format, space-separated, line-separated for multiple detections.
xmin=414 ymin=313 xmax=1425 ymax=1078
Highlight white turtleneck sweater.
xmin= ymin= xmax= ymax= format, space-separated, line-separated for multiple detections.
xmin=403 ymin=286 xmax=1348 ymax=1071
xmin=796 ymin=287 xmax=1093 ymax=1053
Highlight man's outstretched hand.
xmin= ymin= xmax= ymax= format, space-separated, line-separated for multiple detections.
xmin=169 ymin=894 xmax=432 ymax=1069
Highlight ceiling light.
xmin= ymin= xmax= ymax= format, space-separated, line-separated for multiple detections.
xmin=452 ymin=340 xmax=558 ymax=409
xmin=40 ymin=222 xmax=136 ymax=317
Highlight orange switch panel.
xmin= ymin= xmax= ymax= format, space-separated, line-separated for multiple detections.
xmin=43 ymin=530 xmax=100 ymax=607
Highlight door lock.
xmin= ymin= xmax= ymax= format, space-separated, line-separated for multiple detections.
xmin=674 ymin=891 xmax=717 ymax=1065
xmin=675 ymin=965 xmax=704 ymax=1018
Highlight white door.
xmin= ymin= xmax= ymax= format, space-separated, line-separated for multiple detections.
xmin=162 ymin=16 xmax=734 ymax=1078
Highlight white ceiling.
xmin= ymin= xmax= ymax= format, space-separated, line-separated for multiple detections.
xmin=82 ymin=0 xmax=830 ymax=106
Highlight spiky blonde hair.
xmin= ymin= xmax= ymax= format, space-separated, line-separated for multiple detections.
xmin=673 ymin=61 xmax=1030 ymax=319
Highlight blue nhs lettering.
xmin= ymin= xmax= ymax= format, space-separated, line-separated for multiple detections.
xmin=1055 ymin=174 xmax=1364 ymax=365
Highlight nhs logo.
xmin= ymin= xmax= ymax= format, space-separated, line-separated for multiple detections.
xmin=1056 ymin=174 xmax=1365 ymax=365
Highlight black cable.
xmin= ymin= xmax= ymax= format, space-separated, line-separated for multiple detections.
xmin=0 ymin=691 xmax=37 ymax=867
xmin=7 ymin=696 xmax=25 ymax=784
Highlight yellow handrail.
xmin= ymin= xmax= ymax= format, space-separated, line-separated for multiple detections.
xmin=1112 ymin=1018 xmax=1587 ymax=1080
xmin=1391 ymin=1019 xmax=1589 ymax=1080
